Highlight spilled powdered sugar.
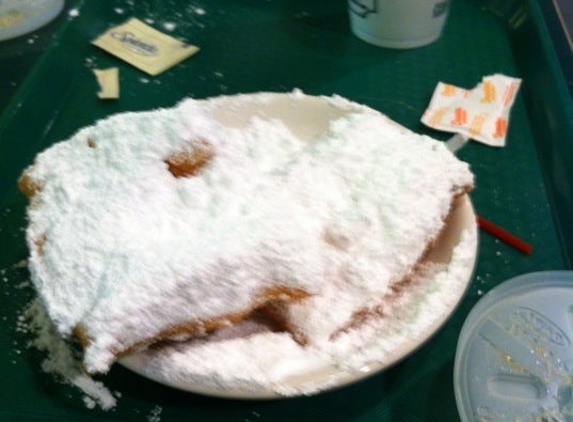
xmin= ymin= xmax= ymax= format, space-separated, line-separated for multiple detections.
xmin=20 ymin=298 xmax=118 ymax=410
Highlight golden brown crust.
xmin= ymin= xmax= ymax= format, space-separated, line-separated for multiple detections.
xmin=18 ymin=172 xmax=40 ymax=199
xmin=164 ymin=139 xmax=214 ymax=178
xmin=72 ymin=286 xmax=311 ymax=368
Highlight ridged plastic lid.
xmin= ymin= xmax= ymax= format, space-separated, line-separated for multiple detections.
xmin=454 ymin=271 xmax=573 ymax=422
xmin=0 ymin=0 xmax=64 ymax=42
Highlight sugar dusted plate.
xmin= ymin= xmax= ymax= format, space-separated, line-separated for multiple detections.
xmin=120 ymin=93 xmax=478 ymax=399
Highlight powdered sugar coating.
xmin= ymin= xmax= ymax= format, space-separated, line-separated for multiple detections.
xmin=22 ymin=92 xmax=473 ymax=374
xmin=127 ymin=228 xmax=477 ymax=397
xmin=269 ymin=111 xmax=472 ymax=344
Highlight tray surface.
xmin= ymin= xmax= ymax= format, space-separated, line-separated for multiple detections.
xmin=0 ymin=0 xmax=570 ymax=421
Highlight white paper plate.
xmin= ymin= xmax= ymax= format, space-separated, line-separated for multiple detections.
xmin=120 ymin=93 xmax=478 ymax=399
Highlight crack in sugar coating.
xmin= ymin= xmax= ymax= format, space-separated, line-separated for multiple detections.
xmin=73 ymin=286 xmax=310 ymax=366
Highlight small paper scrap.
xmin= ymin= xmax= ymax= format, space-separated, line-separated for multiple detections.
xmin=421 ymin=74 xmax=521 ymax=147
xmin=93 ymin=68 xmax=119 ymax=99
xmin=92 ymin=18 xmax=199 ymax=76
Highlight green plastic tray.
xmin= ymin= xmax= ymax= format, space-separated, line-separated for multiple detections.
xmin=0 ymin=0 xmax=571 ymax=421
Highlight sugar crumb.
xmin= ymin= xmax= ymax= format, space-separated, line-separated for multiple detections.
xmin=147 ymin=405 xmax=162 ymax=422
xmin=13 ymin=260 xmax=27 ymax=269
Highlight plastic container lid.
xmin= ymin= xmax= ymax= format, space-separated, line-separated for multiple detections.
xmin=0 ymin=0 xmax=64 ymax=42
xmin=454 ymin=271 xmax=573 ymax=422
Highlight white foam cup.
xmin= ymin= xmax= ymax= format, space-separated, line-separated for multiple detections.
xmin=348 ymin=0 xmax=451 ymax=49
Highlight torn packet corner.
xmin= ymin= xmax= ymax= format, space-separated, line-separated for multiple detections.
xmin=93 ymin=68 xmax=119 ymax=99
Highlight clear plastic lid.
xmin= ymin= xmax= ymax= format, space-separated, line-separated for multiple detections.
xmin=454 ymin=271 xmax=573 ymax=422
xmin=0 ymin=0 xmax=64 ymax=42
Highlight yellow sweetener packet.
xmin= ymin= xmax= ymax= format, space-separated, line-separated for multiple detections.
xmin=92 ymin=18 xmax=199 ymax=76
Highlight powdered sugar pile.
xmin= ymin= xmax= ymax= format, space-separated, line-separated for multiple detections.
xmin=19 ymin=91 xmax=476 ymax=399
xmin=18 ymin=224 xmax=475 ymax=405
xmin=20 ymin=298 xmax=118 ymax=410
xmin=123 ymin=227 xmax=477 ymax=397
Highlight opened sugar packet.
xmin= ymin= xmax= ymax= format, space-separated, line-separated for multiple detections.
xmin=421 ymin=74 xmax=521 ymax=147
